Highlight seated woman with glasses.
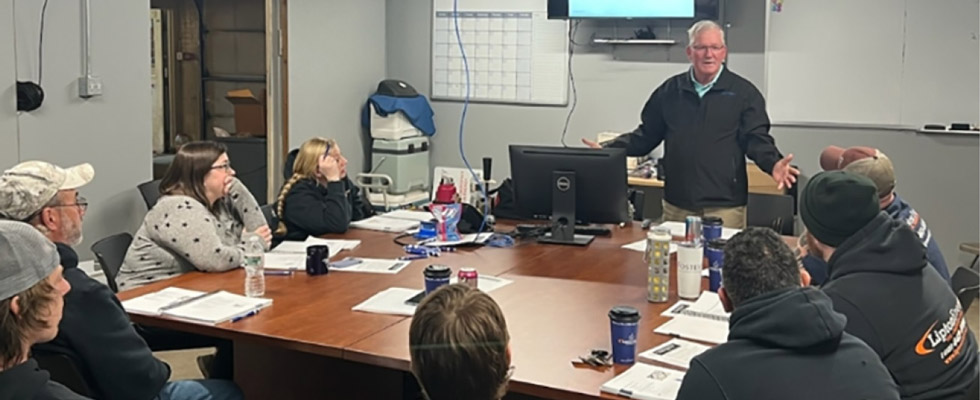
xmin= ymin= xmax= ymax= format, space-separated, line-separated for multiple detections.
xmin=118 ymin=141 xmax=271 ymax=289
xmin=273 ymin=137 xmax=369 ymax=241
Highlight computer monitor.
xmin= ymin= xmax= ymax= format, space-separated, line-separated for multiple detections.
xmin=509 ymin=145 xmax=629 ymax=246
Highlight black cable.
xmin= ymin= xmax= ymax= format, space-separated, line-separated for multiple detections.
xmin=37 ymin=0 xmax=49 ymax=84
xmin=560 ymin=20 xmax=581 ymax=148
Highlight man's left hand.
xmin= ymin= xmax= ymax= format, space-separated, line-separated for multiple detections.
xmin=771 ymin=154 xmax=800 ymax=190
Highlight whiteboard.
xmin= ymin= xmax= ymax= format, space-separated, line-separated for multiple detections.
xmin=430 ymin=0 xmax=569 ymax=106
xmin=765 ymin=0 xmax=980 ymax=127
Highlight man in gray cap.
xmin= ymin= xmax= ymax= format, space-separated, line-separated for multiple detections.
xmin=801 ymin=170 xmax=978 ymax=400
xmin=0 ymin=161 xmax=242 ymax=400
xmin=0 ymin=220 xmax=81 ymax=399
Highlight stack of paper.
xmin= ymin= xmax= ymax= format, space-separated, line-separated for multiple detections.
xmin=263 ymin=252 xmax=307 ymax=271
xmin=654 ymin=292 xmax=730 ymax=344
xmin=122 ymin=288 xmax=272 ymax=325
xmin=271 ymin=237 xmax=361 ymax=257
xmin=599 ymin=363 xmax=685 ymax=400
xmin=329 ymin=258 xmax=411 ymax=274
xmin=424 ymin=232 xmax=492 ymax=247
xmin=351 ymin=210 xmax=434 ymax=233
xmin=638 ymin=338 xmax=710 ymax=370
xmin=352 ymin=275 xmax=513 ymax=316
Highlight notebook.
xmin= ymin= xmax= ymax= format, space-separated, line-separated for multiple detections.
xmin=654 ymin=292 xmax=730 ymax=344
xmin=600 ymin=363 xmax=685 ymax=400
xmin=638 ymin=338 xmax=710 ymax=370
xmin=122 ymin=288 xmax=272 ymax=325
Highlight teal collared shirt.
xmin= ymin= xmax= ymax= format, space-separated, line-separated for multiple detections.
xmin=690 ymin=64 xmax=724 ymax=98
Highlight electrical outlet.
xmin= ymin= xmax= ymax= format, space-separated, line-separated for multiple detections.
xmin=78 ymin=75 xmax=103 ymax=98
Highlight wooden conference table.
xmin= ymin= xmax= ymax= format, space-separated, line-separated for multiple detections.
xmin=119 ymin=223 xmax=795 ymax=399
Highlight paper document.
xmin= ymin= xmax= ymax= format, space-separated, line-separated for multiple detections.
xmin=654 ymin=315 xmax=729 ymax=345
xmin=351 ymin=216 xmax=422 ymax=233
xmin=654 ymin=221 xmax=740 ymax=240
xmin=271 ymin=238 xmax=361 ymax=257
xmin=622 ymin=239 xmax=677 ymax=255
xmin=329 ymin=258 xmax=411 ymax=274
xmin=263 ymin=252 xmax=307 ymax=270
xmin=599 ymin=363 xmax=685 ymax=400
xmin=639 ymin=338 xmax=710 ymax=370
xmin=122 ymin=287 xmax=206 ymax=316
xmin=162 ymin=291 xmax=272 ymax=325
xmin=382 ymin=209 xmax=434 ymax=222
xmin=352 ymin=276 xmax=513 ymax=316
xmin=424 ymin=232 xmax=492 ymax=247
xmin=351 ymin=287 xmax=420 ymax=316
xmin=662 ymin=292 xmax=729 ymax=322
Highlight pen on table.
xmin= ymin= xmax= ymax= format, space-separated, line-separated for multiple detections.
xmin=159 ymin=290 xmax=220 ymax=311
xmin=264 ymin=269 xmax=293 ymax=276
xmin=399 ymin=254 xmax=429 ymax=261
xmin=231 ymin=309 xmax=260 ymax=323
xmin=388 ymin=261 xmax=409 ymax=270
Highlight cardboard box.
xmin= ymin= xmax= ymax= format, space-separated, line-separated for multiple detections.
xmin=225 ymin=88 xmax=267 ymax=137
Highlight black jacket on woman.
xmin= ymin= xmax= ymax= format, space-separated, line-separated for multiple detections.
xmin=278 ymin=177 xmax=370 ymax=241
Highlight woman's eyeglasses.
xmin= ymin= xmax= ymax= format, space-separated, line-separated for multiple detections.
xmin=211 ymin=163 xmax=233 ymax=172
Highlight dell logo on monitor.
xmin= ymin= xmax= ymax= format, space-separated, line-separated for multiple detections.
xmin=556 ymin=176 xmax=571 ymax=191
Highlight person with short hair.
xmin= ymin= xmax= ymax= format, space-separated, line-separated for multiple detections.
xmin=0 ymin=160 xmax=243 ymax=400
xmin=802 ymin=171 xmax=978 ymax=400
xmin=274 ymin=137 xmax=368 ymax=241
xmin=119 ymin=141 xmax=271 ymax=289
xmin=800 ymin=146 xmax=950 ymax=285
xmin=409 ymin=284 xmax=511 ymax=400
xmin=676 ymin=227 xmax=900 ymax=399
xmin=0 ymin=220 xmax=82 ymax=399
xmin=584 ymin=20 xmax=798 ymax=229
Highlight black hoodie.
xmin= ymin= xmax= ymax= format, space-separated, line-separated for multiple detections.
xmin=277 ymin=177 xmax=369 ymax=242
xmin=32 ymin=244 xmax=170 ymax=400
xmin=822 ymin=213 xmax=979 ymax=400
xmin=677 ymin=287 xmax=900 ymax=399
xmin=0 ymin=358 xmax=90 ymax=400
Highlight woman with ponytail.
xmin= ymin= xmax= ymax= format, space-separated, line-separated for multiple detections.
xmin=275 ymin=137 xmax=369 ymax=241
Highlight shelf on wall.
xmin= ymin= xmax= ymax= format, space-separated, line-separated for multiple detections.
xmin=592 ymin=38 xmax=677 ymax=45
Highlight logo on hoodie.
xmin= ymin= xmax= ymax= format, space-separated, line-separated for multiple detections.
xmin=914 ymin=302 xmax=969 ymax=365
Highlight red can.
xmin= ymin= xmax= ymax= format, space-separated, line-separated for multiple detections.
xmin=458 ymin=267 xmax=479 ymax=289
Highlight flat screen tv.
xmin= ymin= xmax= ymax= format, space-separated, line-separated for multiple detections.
xmin=548 ymin=0 xmax=719 ymax=20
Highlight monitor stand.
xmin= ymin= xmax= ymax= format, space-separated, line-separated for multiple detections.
xmin=537 ymin=171 xmax=594 ymax=246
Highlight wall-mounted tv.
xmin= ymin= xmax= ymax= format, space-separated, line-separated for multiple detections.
xmin=548 ymin=0 xmax=720 ymax=20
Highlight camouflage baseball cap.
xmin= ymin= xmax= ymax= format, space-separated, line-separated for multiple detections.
xmin=0 ymin=161 xmax=95 ymax=221
xmin=0 ymin=220 xmax=59 ymax=300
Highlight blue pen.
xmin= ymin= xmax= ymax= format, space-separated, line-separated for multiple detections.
xmin=264 ymin=269 xmax=293 ymax=276
xmin=399 ymin=254 xmax=429 ymax=261
xmin=231 ymin=309 xmax=260 ymax=323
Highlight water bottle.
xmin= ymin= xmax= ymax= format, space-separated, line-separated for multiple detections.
xmin=244 ymin=234 xmax=265 ymax=297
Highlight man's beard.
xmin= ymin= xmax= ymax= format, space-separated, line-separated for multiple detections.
xmin=64 ymin=218 xmax=84 ymax=246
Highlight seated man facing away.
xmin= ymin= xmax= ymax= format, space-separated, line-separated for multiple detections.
xmin=677 ymin=227 xmax=899 ymax=400
xmin=0 ymin=221 xmax=83 ymax=399
xmin=801 ymin=146 xmax=950 ymax=285
xmin=0 ymin=161 xmax=242 ymax=400
xmin=802 ymin=171 xmax=978 ymax=400
xmin=409 ymin=284 xmax=511 ymax=400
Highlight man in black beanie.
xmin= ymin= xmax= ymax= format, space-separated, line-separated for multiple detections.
xmin=801 ymin=171 xmax=978 ymax=400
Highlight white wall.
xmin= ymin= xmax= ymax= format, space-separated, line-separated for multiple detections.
xmin=8 ymin=0 xmax=152 ymax=257
xmin=0 ymin=0 xmax=18 ymax=163
xmin=288 ymin=0 xmax=387 ymax=175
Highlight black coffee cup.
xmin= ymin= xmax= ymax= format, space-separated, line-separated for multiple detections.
xmin=306 ymin=245 xmax=330 ymax=276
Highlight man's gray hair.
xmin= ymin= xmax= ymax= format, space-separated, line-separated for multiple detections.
xmin=687 ymin=20 xmax=725 ymax=47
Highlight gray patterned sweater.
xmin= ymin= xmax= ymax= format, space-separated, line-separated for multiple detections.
xmin=117 ymin=179 xmax=268 ymax=289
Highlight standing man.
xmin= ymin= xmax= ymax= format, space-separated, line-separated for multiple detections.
xmin=584 ymin=20 xmax=798 ymax=228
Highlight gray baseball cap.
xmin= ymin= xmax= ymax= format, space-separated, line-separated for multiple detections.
xmin=0 ymin=161 xmax=95 ymax=221
xmin=0 ymin=220 xmax=59 ymax=300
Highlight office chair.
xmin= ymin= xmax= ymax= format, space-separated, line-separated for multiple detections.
xmin=283 ymin=148 xmax=299 ymax=180
xmin=951 ymin=266 xmax=980 ymax=311
xmin=33 ymin=352 xmax=93 ymax=397
xmin=91 ymin=233 xmax=133 ymax=293
xmin=746 ymin=193 xmax=795 ymax=235
xmin=137 ymin=179 xmax=162 ymax=209
xmin=627 ymin=189 xmax=645 ymax=221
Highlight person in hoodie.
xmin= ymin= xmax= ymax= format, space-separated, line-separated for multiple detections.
xmin=0 ymin=161 xmax=243 ymax=400
xmin=0 ymin=221 xmax=83 ymax=400
xmin=274 ymin=137 xmax=369 ymax=241
xmin=676 ymin=227 xmax=899 ymax=400
xmin=799 ymin=146 xmax=950 ymax=285
xmin=802 ymin=171 xmax=978 ymax=400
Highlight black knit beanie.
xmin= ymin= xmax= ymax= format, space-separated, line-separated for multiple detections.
xmin=800 ymin=171 xmax=880 ymax=247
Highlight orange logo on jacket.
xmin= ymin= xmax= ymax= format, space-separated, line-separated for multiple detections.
xmin=913 ymin=303 xmax=968 ymax=364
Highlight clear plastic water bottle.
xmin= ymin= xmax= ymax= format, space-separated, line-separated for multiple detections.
xmin=243 ymin=234 xmax=265 ymax=297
